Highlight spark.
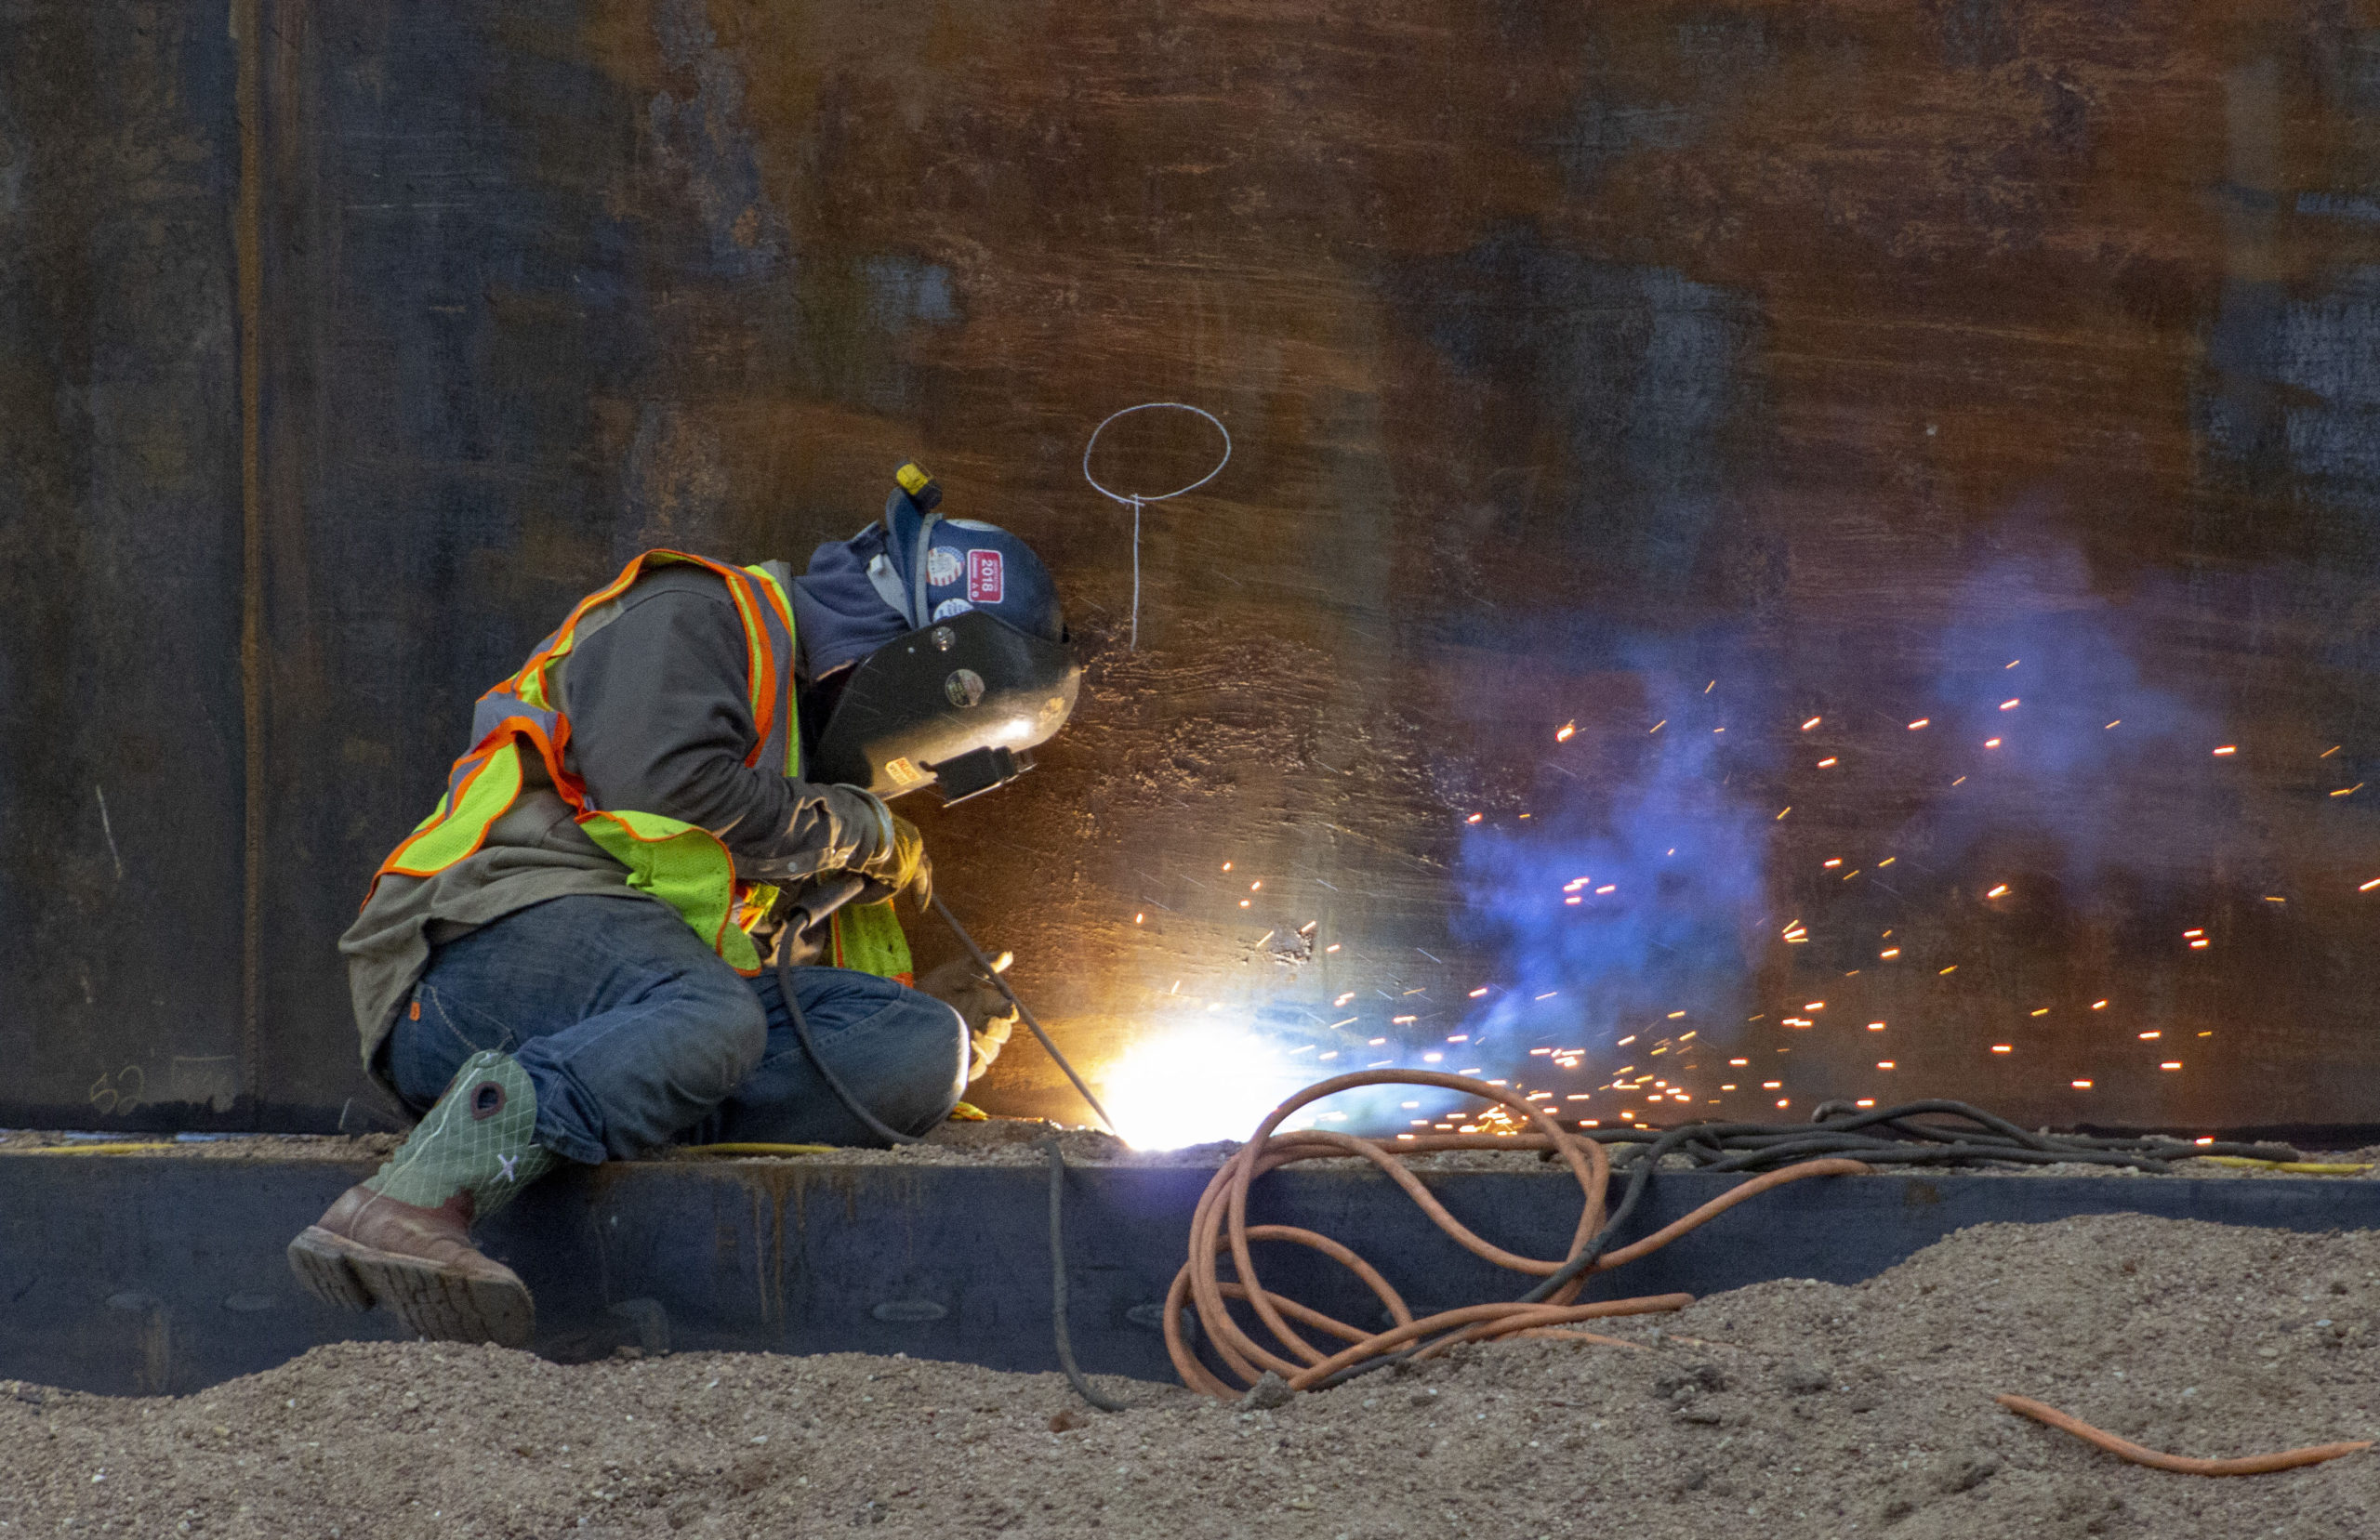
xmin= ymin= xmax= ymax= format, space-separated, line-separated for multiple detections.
xmin=1823 ymin=859 xmax=1842 ymax=869
xmin=1422 ymin=1052 xmax=1442 ymax=1063
xmin=1447 ymin=1034 xmax=1469 ymax=1043
xmin=1465 ymin=812 xmax=1483 ymax=823
xmin=1762 ymin=1081 xmax=1781 ymax=1089
xmin=1880 ymin=948 xmax=1901 ymax=959
xmin=1984 ymin=737 xmax=2002 ymax=748
xmin=1667 ymin=1009 xmax=1686 ymax=1019
xmin=1222 ymin=862 xmax=1232 ymax=871
xmin=1325 ymin=943 xmax=1341 ymax=953
xmin=1940 ymin=965 xmax=1958 ymax=974
xmin=1390 ymin=1017 xmax=1416 ymax=1026
xmin=1595 ymin=884 xmax=1616 ymax=894
xmin=1986 ymin=885 xmax=2010 ymax=899
xmin=1805 ymin=1001 xmax=1826 ymax=1010
xmin=2093 ymin=1000 xmax=2109 ymax=1009
xmin=1868 ymin=1021 xmax=1886 ymax=1031
xmin=1950 ymin=776 xmax=1966 ymax=785
xmin=2000 ymin=699 xmax=2019 ymax=711
xmin=2030 ymin=1007 xmax=2049 ymax=1017
xmin=1134 ymin=913 xmax=1144 ymax=924
xmin=1705 ymin=680 xmax=1715 ymax=693
xmin=1879 ymin=857 xmax=1896 ymax=866
xmin=1333 ymin=992 xmax=1355 ymax=1007
xmin=1535 ymin=991 xmax=1558 ymax=1001
xmin=1728 ymin=1058 xmax=1748 ymax=1066
xmin=2005 ymin=660 xmax=2019 ymax=668
xmin=2333 ymin=784 xmax=2364 ymax=797
xmin=2213 ymin=745 xmax=2236 ymax=757
xmin=1776 ymin=1099 xmax=1791 ymax=1109
xmin=1556 ymin=721 xmax=1577 ymax=742
xmin=1801 ymin=717 xmax=1822 ymax=731
xmin=1909 ymin=718 xmax=1930 ymax=730
xmin=2071 ymin=1080 xmax=2094 ymax=1089
xmin=1324 ymin=1017 xmax=1358 ymax=1031
xmin=1776 ymin=806 xmax=1792 ymax=820
xmin=1991 ymin=1045 xmax=2012 ymax=1053
xmin=2161 ymin=1061 xmax=2183 ymax=1071
xmin=2189 ymin=940 xmax=2210 ymax=949
xmin=1468 ymin=986 xmax=1488 ymax=998
xmin=1565 ymin=896 xmax=1582 ymax=906
xmin=1616 ymin=1035 xmax=1633 ymax=1045
xmin=1239 ymin=900 xmax=1251 ymax=908
xmin=2106 ymin=720 xmax=2121 ymax=729
xmin=2361 ymin=877 xmax=2380 ymax=892
xmin=1649 ymin=719 xmax=1667 ymax=733
xmin=1817 ymin=757 xmax=1838 ymax=767
xmin=1877 ymin=1061 xmax=1896 ymax=1070
xmin=1250 ymin=880 xmax=1262 ymax=890
xmin=2323 ymin=744 xmax=2344 ymax=757
xmin=1720 ymin=1084 xmax=1738 ymax=1091
xmin=2264 ymin=895 xmax=2287 ymax=903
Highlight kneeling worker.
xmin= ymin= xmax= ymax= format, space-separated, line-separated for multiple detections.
xmin=289 ymin=465 xmax=1078 ymax=1346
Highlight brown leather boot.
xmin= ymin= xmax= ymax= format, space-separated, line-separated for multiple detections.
xmin=288 ymin=1184 xmax=538 ymax=1348
xmin=287 ymin=1050 xmax=556 ymax=1348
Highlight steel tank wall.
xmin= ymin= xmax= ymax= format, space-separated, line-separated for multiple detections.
xmin=4 ymin=0 xmax=2379 ymax=1135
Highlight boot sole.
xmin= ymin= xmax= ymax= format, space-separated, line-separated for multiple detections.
xmin=286 ymin=1225 xmax=536 ymax=1349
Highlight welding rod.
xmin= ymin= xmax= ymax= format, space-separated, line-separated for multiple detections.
xmin=931 ymin=893 xmax=1122 ymax=1139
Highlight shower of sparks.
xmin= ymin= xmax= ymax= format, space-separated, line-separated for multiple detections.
xmin=1555 ymin=721 xmax=1576 ymax=742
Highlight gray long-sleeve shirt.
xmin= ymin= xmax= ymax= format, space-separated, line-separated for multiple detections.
xmin=339 ymin=563 xmax=889 ymax=1076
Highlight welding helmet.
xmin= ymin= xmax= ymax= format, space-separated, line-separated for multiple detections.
xmin=795 ymin=464 xmax=1079 ymax=803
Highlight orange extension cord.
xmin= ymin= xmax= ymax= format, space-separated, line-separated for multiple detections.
xmin=1160 ymin=1069 xmax=1867 ymax=1398
xmin=1995 ymin=1395 xmax=2373 ymax=1476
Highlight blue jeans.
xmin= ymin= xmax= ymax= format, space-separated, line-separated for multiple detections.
xmin=382 ymin=893 xmax=967 ymax=1163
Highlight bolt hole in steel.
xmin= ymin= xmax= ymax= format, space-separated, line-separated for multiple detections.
xmin=1081 ymin=401 xmax=1231 ymax=650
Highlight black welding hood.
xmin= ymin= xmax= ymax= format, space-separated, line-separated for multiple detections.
xmin=800 ymin=464 xmax=1080 ymax=803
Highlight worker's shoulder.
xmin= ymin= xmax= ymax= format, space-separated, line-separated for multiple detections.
xmin=608 ymin=559 xmax=747 ymax=614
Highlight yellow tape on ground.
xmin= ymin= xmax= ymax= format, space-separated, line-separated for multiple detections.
xmin=17 ymin=1142 xmax=176 ymax=1156
xmin=676 ymin=1142 xmax=837 ymax=1157
xmin=2193 ymin=1155 xmax=2373 ymax=1176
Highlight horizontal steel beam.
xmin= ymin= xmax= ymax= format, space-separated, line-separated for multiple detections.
xmin=6 ymin=1151 xmax=2376 ymax=1397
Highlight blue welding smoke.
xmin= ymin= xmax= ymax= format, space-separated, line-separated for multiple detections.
xmin=1453 ymin=649 xmax=1774 ymax=1059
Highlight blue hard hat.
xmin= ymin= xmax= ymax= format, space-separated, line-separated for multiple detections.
xmin=873 ymin=476 xmax=1065 ymax=645
xmin=789 ymin=466 xmax=1065 ymax=679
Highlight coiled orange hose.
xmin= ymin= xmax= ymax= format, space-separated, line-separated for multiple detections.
xmin=1162 ymin=1069 xmax=1867 ymax=1398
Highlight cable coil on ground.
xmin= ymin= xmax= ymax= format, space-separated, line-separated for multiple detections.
xmin=1161 ymin=1070 xmax=1868 ymax=1399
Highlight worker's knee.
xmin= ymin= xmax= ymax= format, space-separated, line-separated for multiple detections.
xmin=673 ymin=970 xmax=771 ymax=1099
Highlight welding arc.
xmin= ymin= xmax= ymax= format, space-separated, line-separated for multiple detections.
xmin=1995 ymin=1394 xmax=2373 ymax=1476
xmin=1160 ymin=1070 xmax=1867 ymax=1400
xmin=932 ymin=894 xmax=1120 ymax=1138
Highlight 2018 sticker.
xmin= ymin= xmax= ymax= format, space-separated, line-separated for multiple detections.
xmin=967 ymin=549 xmax=1004 ymax=603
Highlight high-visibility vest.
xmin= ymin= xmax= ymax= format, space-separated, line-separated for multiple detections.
xmin=368 ymin=549 xmax=913 ymax=982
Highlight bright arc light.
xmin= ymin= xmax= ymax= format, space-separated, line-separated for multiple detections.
xmin=1100 ymin=1028 xmax=1311 ymax=1151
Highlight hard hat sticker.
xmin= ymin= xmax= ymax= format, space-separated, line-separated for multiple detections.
xmin=927 ymin=546 xmax=964 ymax=586
xmin=967 ymin=549 xmax=1004 ymax=603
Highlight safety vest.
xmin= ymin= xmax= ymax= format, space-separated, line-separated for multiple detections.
xmin=370 ymin=549 xmax=913 ymax=982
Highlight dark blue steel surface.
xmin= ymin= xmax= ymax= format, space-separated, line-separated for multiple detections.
xmin=7 ymin=1153 xmax=2379 ymax=1398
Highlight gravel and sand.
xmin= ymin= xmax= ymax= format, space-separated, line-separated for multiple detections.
xmin=5 ymin=1212 xmax=2378 ymax=1538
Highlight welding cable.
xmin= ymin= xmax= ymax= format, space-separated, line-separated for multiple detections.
xmin=1041 ymin=1138 xmax=1131 ymax=1413
xmin=774 ymin=946 xmax=928 ymax=1147
xmin=932 ymin=893 xmax=1121 ymax=1138
xmin=1160 ymin=1070 xmax=1867 ymax=1400
xmin=1996 ymin=1394 xmax=2373 ymax=1476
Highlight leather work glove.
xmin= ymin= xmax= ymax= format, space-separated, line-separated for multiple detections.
xmin=915 ymin=955 xmax=1020 ymax=1084
xmin=859 ymin=809 xmax=932 ymax=911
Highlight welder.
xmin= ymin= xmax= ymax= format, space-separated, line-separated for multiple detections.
xmin=287 ymin=464 xmax=1078 ymax=1347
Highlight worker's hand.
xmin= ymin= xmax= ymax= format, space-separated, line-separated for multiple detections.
xmin=915 ymin=956 xmax=1020 ymax=1084
xmin=859 ymin=811 xmax=932 ymax=911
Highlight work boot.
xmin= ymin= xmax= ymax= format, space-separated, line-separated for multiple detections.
xmin=287 ymin=1051 xmax=560 ymax=1348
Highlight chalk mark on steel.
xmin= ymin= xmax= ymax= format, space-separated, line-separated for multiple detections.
xmin=1081 ymin=403 xmax=1231 ymax=652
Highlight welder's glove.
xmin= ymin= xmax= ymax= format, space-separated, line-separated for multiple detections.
xmin=857 ymin=808 xmax=932 ymax=911
xmin=915 ymin=957 xmax=1020 ymax=1084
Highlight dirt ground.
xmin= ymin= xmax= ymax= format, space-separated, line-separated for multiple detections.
xmin=4 ymin=1212 xmax=2378 ymax=1539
